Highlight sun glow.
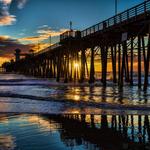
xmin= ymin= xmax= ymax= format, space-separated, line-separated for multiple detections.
xmin=74 ymin=62 xmax=79 ymax=68
xmin=74 ymin=95 xmax=80 ymax=101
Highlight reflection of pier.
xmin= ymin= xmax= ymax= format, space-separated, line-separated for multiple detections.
xmin=46 ymin=114 xmax=150 ymax=150
xmin=4 ymin=0 xmax=150 ymax=90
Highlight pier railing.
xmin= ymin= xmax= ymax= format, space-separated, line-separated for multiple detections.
xmin=81 ymin=0 xmax=150 ymax=37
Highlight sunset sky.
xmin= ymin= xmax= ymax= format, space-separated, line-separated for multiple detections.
xmin=0 ymin=0 xmax=145 ymax=65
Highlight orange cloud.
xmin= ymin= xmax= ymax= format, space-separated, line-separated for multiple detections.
xmin=19 ymin=28 xmax=68 ymax=43
xmin=0 ymin=0 xmax=28 ymax=26
xmin=37 ymin=28 xmax=68 ymax=37
xmin=0 ymin=15 xmax=16 ymax=26
xmin=0 ymin=35 xmax=10 ymax=40
xmin=19 ymin=36 xmax=42 ymax=43
xmin=0 ymin=0 xmax=16 ymax=26
xmin=1 ymin=0 xmax=12 ymax=5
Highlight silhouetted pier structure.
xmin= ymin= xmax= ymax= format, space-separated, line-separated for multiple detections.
xmin=0 ymin=67 xmax=5 ymax=73
xmin=4 ymin=0 xmax=150 ymax=90
xmin=46 ymin=114 xmax=150 ymax=150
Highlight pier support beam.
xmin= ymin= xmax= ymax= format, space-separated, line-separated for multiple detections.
xmin=130 ymin=37 xmax=134 ymax=85
xmin=101 ymin=46 xmax=108 ymax=86
xmin=144 ymin=34 xmax=150 ymax=91
xmin=119 ymin=41 xmax=127 ymax=88
xmin=111 ymin=45 xmax=117 ymax=83
xmin=56 ymin=52 xmax=61 ymax=82
xmin=64 ymin=53 xmax=69 ymax=83
xmin=45 ymin=59 xmax=50 ymax=78
xmin=89 ymin=47 xmax=95 ymax=83
xmin=118 ymin=44 xmax=121 ymax=85
xmin=80 ymin=49 xmax=86 ymax=82
xmin=138 ymin=36 xmax=141 ymax=88
xmin=125 ymin=46 xmax=129 ymax=82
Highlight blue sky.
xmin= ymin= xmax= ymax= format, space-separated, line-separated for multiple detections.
xmin=0 ymin=0 xmax=145 ymax=64
xmin=0 ymin=0 xmax=144 ymax=39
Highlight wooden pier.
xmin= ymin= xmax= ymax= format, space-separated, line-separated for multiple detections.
xmin=4 ymin=0 xmax=150 ymax=90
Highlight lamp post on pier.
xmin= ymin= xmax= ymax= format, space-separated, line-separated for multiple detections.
xmin=49 ymin=35 xmax=51 ymax=46
xmin=115 ymin=0 xmax=118 ymax=15
xmin=70 ymin=21 xmax=72 ymax=31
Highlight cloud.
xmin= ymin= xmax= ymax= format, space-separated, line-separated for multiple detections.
xmin=17 ymin=0 xmax=27 ymax=9
xmin=18 ymin=32 xmax=25 ymax=36
xmin=38 ymin=24 xmax=48 ymax=29
xmin=0 ymin=0 xmax=28 ymax=26
xmin=0 ymin=15 xmax=16 ymax=25
xmin=0 ymin=0 xmax=16 ymax=25
xmin=37 ymin=26 xmax=68 ymax=37
xmin=1 ymin=0 xmax=12 ymax=5
xmin=37 ymin=28 xmax=67 ymax=37
xmin=19 ymin=27 xmax=68 ymax=43
xmin=0 ymin=35 xmax=18 ymax=45
xmin=0 ymin=35 xmax=30 ymax=63
xmin=19 ymin=36 xmax=44 ymax=43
